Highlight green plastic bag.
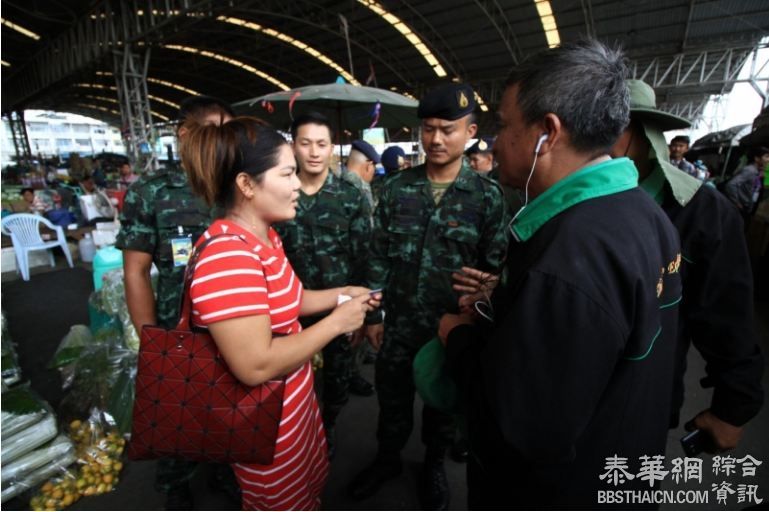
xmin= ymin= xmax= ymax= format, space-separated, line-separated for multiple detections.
xmin=413 ymin=337 xmax=457 ymax=413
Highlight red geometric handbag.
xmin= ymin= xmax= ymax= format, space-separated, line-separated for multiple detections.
xmin=128 ymin=235 xmax=285 ymax=464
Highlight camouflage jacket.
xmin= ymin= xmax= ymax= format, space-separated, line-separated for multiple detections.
xmin=115 ymin=165 xmax=211 ymax=328
xmin=368 ymin=161 xmax=509 ymax=321
xmin=341 ymin=166 xmax=375 ymax=211
xmin=275 ymin=170 xmax=371 ymax=290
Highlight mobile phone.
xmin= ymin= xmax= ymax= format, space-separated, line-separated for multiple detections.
xmin=369 ymin=288 xmax=383 ymax=296
xmin=680 ymin=429 xmax=706 ymax=457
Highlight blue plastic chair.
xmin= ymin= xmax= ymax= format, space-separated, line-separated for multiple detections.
xmin=1 ymin=214 xmax=74 ymax=281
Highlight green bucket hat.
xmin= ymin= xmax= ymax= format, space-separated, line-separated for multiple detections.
xmin=628 ymin=79 xmax=702 ymax=206
xmin=628 ymin=79 xmax=691 ymax=131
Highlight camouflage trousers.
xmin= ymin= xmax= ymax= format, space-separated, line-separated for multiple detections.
xmin=319 ymin=334 xmax=355 ymax=426
xmin=374 ymin=331 xmax=455 ymax=455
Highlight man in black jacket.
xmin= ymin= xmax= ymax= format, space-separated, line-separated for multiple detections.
xmin=440 ymin=40 xmax=683 ymax=509
xmin=609 ymin=79 xmax=764 ymax=451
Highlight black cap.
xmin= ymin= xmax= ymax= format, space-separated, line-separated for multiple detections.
xmin=465 ymin=137 xmax=494 ymax=156
xmin=417 ymin=83 xmax=476 ymax=120
xmin=381 ymin=146 xmax=406 ymax=171
xmin=350 ymin=139 xmax=381 ymax=164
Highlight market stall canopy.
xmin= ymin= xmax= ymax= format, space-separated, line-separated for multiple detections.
xmin=692 ymin=124 xmax=752 ymax=151
xmin=689 ymin=124 xmax=753 ymax=180
xmin=740 ymin=107 xmax=769 ymax=147
xmin=235 ymin=83 xmax=419 ymax=135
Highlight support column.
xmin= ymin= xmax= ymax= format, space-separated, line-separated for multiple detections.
xmin=113 ymin=43 xmax=157 ymax=173
xmin=6 ymin=111 xmax=33 ymax=167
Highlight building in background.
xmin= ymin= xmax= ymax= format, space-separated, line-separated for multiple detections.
xmin=1 ymin=110 xmax=125 ymax=167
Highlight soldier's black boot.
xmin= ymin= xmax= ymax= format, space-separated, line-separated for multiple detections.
xmin=349 ymin=373 xmax=375 ymax=396
xmin=419 ymin=450 xmax=449 ymax=511
xmin=449 ymin=437 xmax=469 ymax=463
xmin=348 ymin=452 xmax=403 ymax=500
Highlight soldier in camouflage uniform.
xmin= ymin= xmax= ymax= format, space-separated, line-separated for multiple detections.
xmin=118 ymin=166 xmax=211 ymax=326
xmin=465 ymin=137 xmax=495 ymax=175
xmin=116 ymin=96 xmax=235 ymax=510
xmin=340 ymin=139 xmax=382 ymax=395
xmin=343 ymin=139 xmax=380 ymax=210
xmin=348 ymin=83 xmax=509 ymax=510
xmin=274 ymin=113 xmax=372 ymax=459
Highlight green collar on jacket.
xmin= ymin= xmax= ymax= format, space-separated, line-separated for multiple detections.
xmin=511 ymin=157 xmax=639 ymax=242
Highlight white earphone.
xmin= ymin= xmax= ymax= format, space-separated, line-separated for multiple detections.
xmin=508 ymin=133 xmax=550 ymax=237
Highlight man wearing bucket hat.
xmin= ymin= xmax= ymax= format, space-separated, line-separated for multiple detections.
xmin=348 ymin=82 xmax=508 ymax=509
xmin=609 ymin=79 xmax=764 ymax=452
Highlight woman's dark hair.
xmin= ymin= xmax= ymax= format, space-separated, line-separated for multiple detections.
xmin=179 ymin=116 xmax=288 ymax=208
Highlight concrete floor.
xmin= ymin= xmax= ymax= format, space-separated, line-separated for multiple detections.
xmin=2 ymin=259 xmax=768 ymax=510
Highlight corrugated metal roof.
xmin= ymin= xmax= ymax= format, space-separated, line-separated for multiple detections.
xmin=2 ymin=0 xmax=767 ymax=133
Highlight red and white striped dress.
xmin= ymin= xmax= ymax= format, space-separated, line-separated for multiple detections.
xmin=190 ymin=219 xmax=329 ymax=510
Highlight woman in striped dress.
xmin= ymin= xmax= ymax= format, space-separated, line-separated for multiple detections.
xmin=179 ymin=117 xmax=381 ymax=510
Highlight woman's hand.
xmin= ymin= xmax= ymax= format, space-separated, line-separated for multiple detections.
xmin=438 ymin=313 xmax=475 ymax=346
xmin=341 ymin=285 xmax=370 ymax=297
xmin=328 ymin=293 xmax=377 ymax=336
xmin=340 ymin=286 xmax=383 ymax=310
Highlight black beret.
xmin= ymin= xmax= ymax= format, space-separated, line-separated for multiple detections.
xmin=381 ymin=146 xmax=406 ymax=171
xmin=350 ymin=139 xmax=381 ymax=163
xmin=465 ymin=137 xmax=494 ymax=155
xmin=417 ymin=83 xmax=476 ymax=120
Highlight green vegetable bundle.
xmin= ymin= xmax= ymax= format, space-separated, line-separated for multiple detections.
xmin=48 ymin=325 xmax=93 ymax=370
xmin=1 ymin=312 xmax=21 ymax=386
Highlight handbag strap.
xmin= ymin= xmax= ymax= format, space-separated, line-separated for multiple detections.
xmin=175 ymin=232 xmax=241 ymax=331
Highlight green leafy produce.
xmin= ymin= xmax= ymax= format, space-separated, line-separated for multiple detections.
xmin=98 ymin=270 xmax=140 ymax=351
xmin=1 ymin=386 xmax=49 ymax=438
xmin=1 ymin=451 xmax=77 ymax=503
xmin=1 ymin=414 xmax=58 ymax=464
xmin=1 ymin=312 xmax=21 ymax=386
xmin=1 ymin=435 xmax=75 ymax=483
xmin=48 ymin=325 xmax=93 ymax=369
xmin=1 ymin=410 xmax=46 ymax=439
xmin=106 ymin=358 xmax=136 ymax=435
